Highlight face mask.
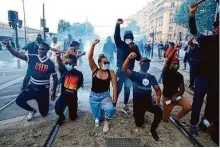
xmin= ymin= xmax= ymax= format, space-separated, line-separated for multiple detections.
xmin=102 ymin=64 xmax=110 ymax=70
xmin=170 ymin=64 xmax=179 ymax=71
xmin=65 ymin=64 xmax=73 ymax=71
xmin=140 ymin=63 xmax=150 ymax=73
xmin=125 ymin=39 xmax=132 ymax=44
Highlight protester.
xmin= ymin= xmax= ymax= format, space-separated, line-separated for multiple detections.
xmin=187 ymin=37 xmax=200 ymax=90
xmin=21 ymin=34 xmax=44 ymax=91
xmin=182 ymin=44 xmax=190 ymax=71
xmin=145 ymin=43 xmax=152 ymax=58
xmin=157 ymin=41 xmax=163 ymax=59
xmin=158 ymin=42 xmax=176 ymax=83
xmin=88 ymin=39 xmax=117 ymax=133
xmin=114 ymin=18 xmax=141 ymax=113
xmin=2 ymin=40 xmax=58 ymax=121
xmin=189 ymin=3 xmax=219 ymax=143
xmin=77 ymin=39 xmax=84 ymax=65
xmin=48 ymin=36 xmax=63 ymax=63
xmin=55 ymin=53 xmax=83 ymax=126
xmin=162 ymin=47 xmax=192 ymax=124
xmin=63 ymin=41 xmax=86 ymax=63
xmin=122 ymin=52 xmax=162 ymax=141
xmin=63 ymin=34 xmax=73 ymax=51
xmin=103 ymin=36 xmax=117 ymax=69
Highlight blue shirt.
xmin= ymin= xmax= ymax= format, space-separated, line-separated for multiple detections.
xmin=128 ymin=71 xmax=158 ymax=99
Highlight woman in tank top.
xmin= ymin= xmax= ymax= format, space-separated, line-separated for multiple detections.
xmin=88 ymin=39 xmax=117 ymax=133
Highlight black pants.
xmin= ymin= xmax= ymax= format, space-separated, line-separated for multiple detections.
xmin=22 ymin=67 xmax=31 ymax=89
xmin=55 ymin=92 xmax=78 ymax=120
xmin=189 ymin=59 xmax=198 ymax=87
xmin=133 ymin=97 xmax=162 ymax=131
xmin=190 ymin=76 xmax=219 ymax=125
xmin=16 ymin=84 xmax=50 ymax=117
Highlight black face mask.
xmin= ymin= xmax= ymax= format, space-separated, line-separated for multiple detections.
xmin=140 ymin=63 xmax=150 ymax=73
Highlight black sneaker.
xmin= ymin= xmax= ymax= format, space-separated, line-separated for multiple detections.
xmin=189 ymin=125 xmax=199 ymax=137
xmin=150 ymin=130 xmax=159 ymax=141
xmin=199 ymin=121 xmax=207 ymax=131
xmin=57 ymin=116 xmax=66 ymax=126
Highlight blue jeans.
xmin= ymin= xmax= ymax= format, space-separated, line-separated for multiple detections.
xmin=116 ymin=68 xmax=132 ymax=105
xmin=89 ymin=91 xmax=115 ymax=120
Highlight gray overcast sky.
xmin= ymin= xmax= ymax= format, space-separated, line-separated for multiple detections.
xmin=0 ymin=0 xmax=151 ymax=37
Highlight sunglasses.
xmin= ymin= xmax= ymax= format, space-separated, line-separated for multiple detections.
xmin=104 ymin=61 xmax=110 ymax=64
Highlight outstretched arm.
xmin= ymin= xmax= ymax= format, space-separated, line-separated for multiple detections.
xmin=163 ymin=49 xmax=178 ymax=69
xmin=88 ymin=39 xmax=99 ymax=72
xmin=2 ymin=40 xmax=27 ymax=61
xmin=114 ymin=19 xmax=124 ymax=47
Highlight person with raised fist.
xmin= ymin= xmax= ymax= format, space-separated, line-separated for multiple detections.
xmin=189 ymin=1 xmax=219 ymax=140
xmin=114 ymin=18 xmax=141 ymax=113
xmin=88 ymin=39 xmax=117 ymax=133
xmin=122 ymin=52 xmax=162 ymax=141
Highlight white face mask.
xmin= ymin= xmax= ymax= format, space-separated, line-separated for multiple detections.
xmin=125 ymin=39 xmax=132 ymax=44
xmin=102 ymin=64 xmax=110 ymax=70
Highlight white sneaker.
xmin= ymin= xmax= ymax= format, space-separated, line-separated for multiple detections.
xmin=121 ymin=104 xmax=129 ymax=114
xmin=95 ymin=118 xmax=100 ymax=127
xmin=27 ymin=110 xmax=36 ymax=121
xmin=103 ymin=121 xmax=109 ymax=133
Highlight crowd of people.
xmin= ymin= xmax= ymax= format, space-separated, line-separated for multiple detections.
xmin=1 ymin=1 xmax=219 ymax=145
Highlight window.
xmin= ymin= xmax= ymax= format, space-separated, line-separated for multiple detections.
xmin=169 ymin=18 xmax=173 ymax=24
xmin=170 ymin=12 xmax=173 ymax=17
xmin=171 ymin=2 xmax=175 ymax=8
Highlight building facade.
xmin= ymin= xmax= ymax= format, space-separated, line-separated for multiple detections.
xmin=134 ymin=0 xmax=188 ymax=43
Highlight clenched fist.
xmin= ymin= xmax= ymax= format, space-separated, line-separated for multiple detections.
xmin=117 ymin=18 xmax=123 ymax=25
xmin=92 ymin=39 xmax=100 ymax=45
xmin=128 ymin=52 xmax=137 ymax=60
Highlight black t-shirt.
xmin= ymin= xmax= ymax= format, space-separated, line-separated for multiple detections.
xmin=60 ymin=67 xmax=84 ymax=95
xmin=23 ymin=42 xmax=39 ymax=54
xmin=163 ymin=68 xmax=184 ymax=99
xmin=129 ymin=71 xmax=158 ymax=99
xmin=28 ymin=54 xmax=56 ymax=86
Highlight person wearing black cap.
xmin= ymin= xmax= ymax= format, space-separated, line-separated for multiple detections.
xmin=21 ymin=34 xmax=44 ymax=91
xmin=122 ymin=52 xmax=162 ymax=141
xmin=54 ymin=52 xmax=83 ymax=126
xmin=189 ymin=2 xmax=219 ymax=140
xmin=114 ymin=18 xmax=141 ymax=113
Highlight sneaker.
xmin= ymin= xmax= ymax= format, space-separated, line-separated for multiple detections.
xmin=57 ymin=116 xmax=66 ymax=126
xmin=121 ymin=104 xmax=129 ymax=114
xmin=95 ymin=118 xmax=100 ymax=127
xmin=150 ymin=130 xmax=159 ymax=141
xmin=189 ymin=125 xmax=199 ymax=136
xmin=178 ymin=118 xmax=187 ymax=126
xmin=103 ymin=121 xmax=110 ymax=133
xmin=27 ymin=110 xmax=37 ymax=121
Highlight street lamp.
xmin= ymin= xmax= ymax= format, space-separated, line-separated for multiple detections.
xmin=22 ymin=0 xmax=27 ymax=45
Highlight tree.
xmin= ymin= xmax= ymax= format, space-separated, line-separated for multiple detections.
xmin=57 ymin=20 xmax=71 ymax=34
xmin=174 ymin=0 xmax=216 ymax=32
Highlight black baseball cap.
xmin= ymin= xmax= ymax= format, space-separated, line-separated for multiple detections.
xmin=140 ymin=57 xmax=151 ymax=63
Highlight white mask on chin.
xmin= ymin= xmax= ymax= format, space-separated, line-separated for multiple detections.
xmin=125 ymin=39 xmax=132 ymax=44
xmin=102 ymin=64 xmax=110 ymax=70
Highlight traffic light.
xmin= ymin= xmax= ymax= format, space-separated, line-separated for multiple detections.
xmin=18 ymin=20 xmax=23 ymax=28
xmin=8 ymin=10 xmax=18 ymax=22
xmin=44 ymin=27 xmax=49 ymax=33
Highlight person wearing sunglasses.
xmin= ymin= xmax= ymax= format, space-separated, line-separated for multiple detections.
xmin=88 ymin=39 xmax=117 ymax=133
xmin=2 ymin=40 xmax=58 ymax=121
xmin=122 ymin=52 xmax=162 ymax=141
xmin=54 ymin=52 xmax=83 ymax=126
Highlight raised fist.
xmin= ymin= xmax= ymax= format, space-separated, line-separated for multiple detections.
xmin=82 ymin=51 xmax=86 ymax=56
xmin=117 ymin=18 xmax=124 ymax=25
xmin=2 ymin=40 xmax=9 ymax=47
xmin=93 ymin=39 xmax=100 ymax=45
xmin=128 ymin=52 xmax=137 ymax=60
xmin=55 ymin=51 xmax=62 ymax=57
